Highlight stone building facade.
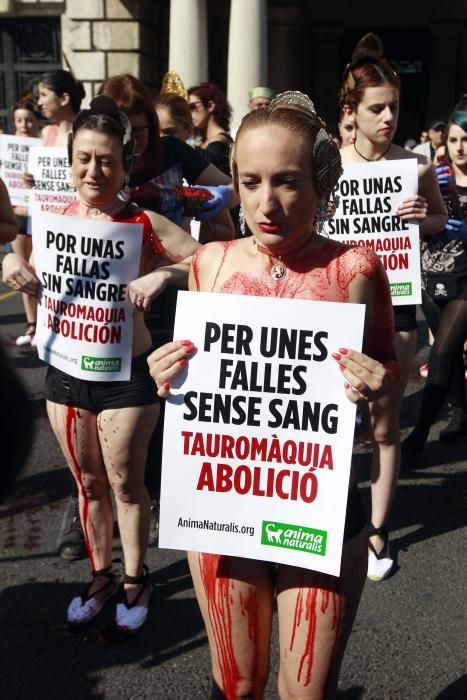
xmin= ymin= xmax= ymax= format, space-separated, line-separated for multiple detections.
xmin=0 ymin=0 xmax=466 ymax=139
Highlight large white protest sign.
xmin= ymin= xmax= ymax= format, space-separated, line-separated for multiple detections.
xmin=0 ymin=134 xmax=41 ymax=206
xmin=326 ymin=159 xmax=421 ymax=305
xmin=33 ymin=212 xmax=142 ymax=381
xmin=160 ymin=291 xmax=365 ymax=576
xmin=28 ymin=146 xmax=77 ymax=217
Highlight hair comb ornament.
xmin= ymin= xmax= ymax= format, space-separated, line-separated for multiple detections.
xmin=160 ymin=70 xmax=189 ymax=101
xmin=270 ymin=90 xmax=342 ymax=198
xmin=271 ymin=91 xmax=324 ymax=125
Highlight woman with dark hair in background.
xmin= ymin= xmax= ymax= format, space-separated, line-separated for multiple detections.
xmin=403 ymin=109 xmax=467 ymax=461
xmin=339 ymin=33 xmax=446 ymax=580
xmin=11 ymin=97 xmax=42 ymax=346
xmin=38 ymin=69 xmax=85 ymax=147
xmin=188 ymin=82 xmax=233 ymax=176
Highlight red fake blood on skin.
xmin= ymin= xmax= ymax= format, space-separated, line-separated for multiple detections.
xmin=239 ymin=588 xmax=258 ymax=642
xmin=198 ymin=553 xmax=241 ymax=700
xmin=290 ymin=575 xmax=343 ymax=687
xmin=65 ymin=407 xmax=96 ymax=570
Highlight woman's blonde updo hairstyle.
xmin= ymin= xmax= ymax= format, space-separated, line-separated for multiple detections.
xmin=231 ymin=91 xmax=342 ymax=199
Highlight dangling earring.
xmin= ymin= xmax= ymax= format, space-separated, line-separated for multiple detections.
xmin=117 ymin=173 xmax=131 ymax=203
xmin=314 ymin=192 xmax=340 ymax=234
xmin=67 ymin=168 xmax=76 ymax=193
xmin=314 ymin=196 xmax=328 ymax=233
xmin=239 ymin=203 xmax=246 ymax=236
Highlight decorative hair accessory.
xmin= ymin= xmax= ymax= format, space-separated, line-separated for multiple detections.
xmin=160 ymin=70 xmax=189 ymax=101
xmin=271 ymin=91 xmax=324 ymax=126
xmin=270 ymin=91 xmax=342 ymax=198
xmin=239 ymin=204 xmax=246 ymax=236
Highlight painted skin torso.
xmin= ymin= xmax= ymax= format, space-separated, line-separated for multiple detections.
xmin=192 ymin=236 xmax=396 ymax=367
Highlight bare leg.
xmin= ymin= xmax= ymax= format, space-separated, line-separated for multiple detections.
xmin=277 ymin=530 xmax=367 ymax=700
xmin=99 ymin=404 xmax=159 ymax=603
xmin=47 ymin=401 xmax=114 ymax=599
xmin=188 ymin=552 xmax=274 ymax=699
xmin=368 ymin=329 xmax=416 ymax=553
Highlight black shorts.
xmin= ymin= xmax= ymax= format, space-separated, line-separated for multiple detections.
xmin=343 ymin=480 xmax=366 ymax=541
xmin=393 ymin=304 xmax=417 ymax=332
xmin=46 ymin=349 xmax=159 ymax=412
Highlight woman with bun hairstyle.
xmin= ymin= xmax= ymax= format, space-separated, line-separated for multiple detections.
xmin=38 ymin=69 xmax=85 ymax=146
xmin=339 ymin=34 xmax=447 ymax=581
xmin=403 ymin=109 xmax=467 ymax=459
xmin=2 ymin=96 xmax=200 ymax=632
xmin=147 ymin=91 xmax=399 ymax=699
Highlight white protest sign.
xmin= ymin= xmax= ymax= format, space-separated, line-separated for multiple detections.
xmin=28 ymin=146 xmax=77 ymax=217
xmin=160 ymin=291 xmax=365 ymax=576
xmin=0 ymin=134 xmax=41 ymax=206
xmin=326 ymin=159 xmax=421 ymax=305
xmin=33 ymin=211 xmax=142 ymax=381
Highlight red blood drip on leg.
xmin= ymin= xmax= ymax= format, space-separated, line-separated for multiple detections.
xmin=290 ymin=576 xmax=343 ymax=688
xmin=65 ymin=407 xmax=96 ymax=570
xmin=239 ymin=588 xmax=258 ymax=642
xmin=199 ymin=553 xmax=241 ymax=700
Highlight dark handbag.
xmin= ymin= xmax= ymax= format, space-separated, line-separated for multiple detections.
xmin=425 ymin=274 xmax=462 ymax=301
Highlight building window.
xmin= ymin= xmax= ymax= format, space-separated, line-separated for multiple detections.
xmin=0 ymin=18 xmax=61 ymax=132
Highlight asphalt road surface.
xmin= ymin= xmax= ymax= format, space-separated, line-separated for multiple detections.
xmin=1 ymin=249 xmax=466 ymax=700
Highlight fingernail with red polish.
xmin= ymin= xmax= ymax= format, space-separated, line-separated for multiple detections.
xmin=181 ymin=339 xmax=192 ymax=346
xmin=338 ymin=348 xmax=348 ymax=354
xmin=184 ymin=344 xmax=196 ymax=353
xmin=344 ymin=382 xmax=350 ymax=389
xmin=163 ymin=383 xmax=170 ymax=391
xmin=332 ymin=352 xmax=341 ymax=361
xmin=179 ymin=358 xmax=187 ymax=366
xmin=339 ymin=364 xmax=345 ymax=371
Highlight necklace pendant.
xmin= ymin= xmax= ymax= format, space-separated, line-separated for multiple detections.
xmin=88 ymin=207 xmax=102 ymax=218
xmin=271 ymin=258 xmax=287 ymax=280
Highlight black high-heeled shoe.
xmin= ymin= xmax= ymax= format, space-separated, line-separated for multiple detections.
xmin=115 ymin=565 xmax=152 ymax=633
xmin=367 ymin=522 xmax=394 ymax=581
xmin=67 ymin=565 xmax=119 ymax=626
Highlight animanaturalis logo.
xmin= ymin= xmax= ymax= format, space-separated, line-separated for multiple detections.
xmin=261 ymin=520 xmax=327 ymax=556
xmin=390 ymin=282 xmax=412 ymax=297
xmin=81 ymin=356 xmax=121 ymax=372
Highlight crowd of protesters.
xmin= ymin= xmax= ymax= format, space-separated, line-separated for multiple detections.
xmin=1 ymin=29 xmax=466 ymax=699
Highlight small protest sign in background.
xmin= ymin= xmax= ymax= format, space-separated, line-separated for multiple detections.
xmin=326 ymin=159 xmax=421 ymax=305
xmin=0 ymin=134 xmax=41 ymax=206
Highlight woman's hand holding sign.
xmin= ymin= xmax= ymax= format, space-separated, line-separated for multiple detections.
xmin=332 ymin=348 xmax=397 ymax=404
xmin=147 ymin=340 xmax=196 ymax=398
xmin=396 ymin=194 xmax=428 ymax=222
xmin=2 ymin=252 xmax=39 ymax=296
